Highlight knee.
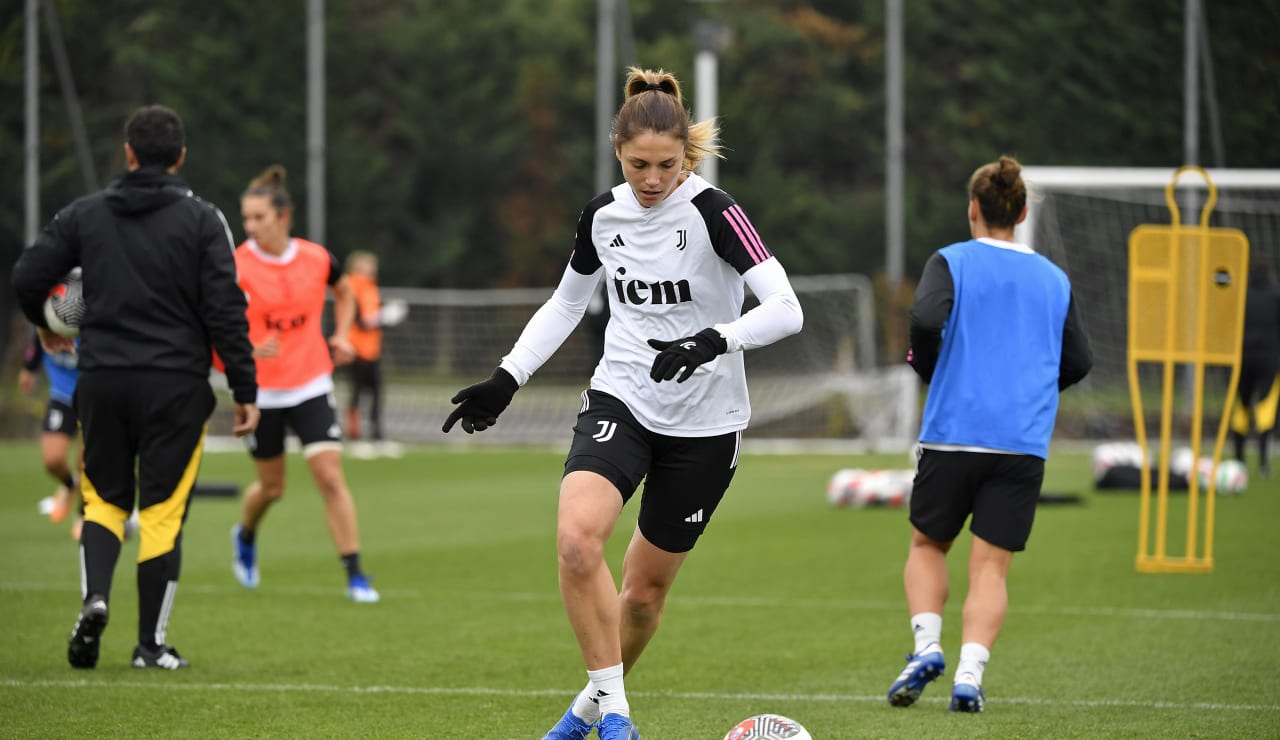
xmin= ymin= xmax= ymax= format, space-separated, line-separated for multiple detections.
xmin=556 ymin=525 xmax=604 ymax=578
xmin=620 ymin=579 xmax=668 ymax=624
xmin=258 ymin=480 xmax=286 ymax=503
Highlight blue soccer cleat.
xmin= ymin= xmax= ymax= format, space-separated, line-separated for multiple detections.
xmin=597 ymin=713 xmax=640 ymax=740
xmin=541 ymin=704 xmax=597 ymax=740
xmin=231 ymin=524 xmax=259 ymax=589
xmin=887 ymin=648 xmax=945 ymax=707
xmin=949 ymin=679 xmax=985 ymax=713
xmin=345 ymin=573 xmax=381 ymax=603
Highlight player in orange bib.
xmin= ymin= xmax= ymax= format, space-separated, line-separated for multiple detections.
xmin=343 ymin=250 xmax=407 ymax=449
xmin=229 ymin=164 xmax=380 ymax=603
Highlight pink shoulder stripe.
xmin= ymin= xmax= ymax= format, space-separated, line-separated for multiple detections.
xmin=723 ymin=205 xmax=772 ymax=264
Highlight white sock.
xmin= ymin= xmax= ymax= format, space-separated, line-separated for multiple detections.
xmin=586 ymin=663 xmax=629 ymax=718
xmin=955 ymin=642 xmax=990 ymax=686
xmin=910 ymin=612 xmax=943 ymax=655
xmin=569 ymin=683 xmax=601 ymax=722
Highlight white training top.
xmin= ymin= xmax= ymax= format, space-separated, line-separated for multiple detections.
xmin=500 ymin=173 xmax=803 ymax=436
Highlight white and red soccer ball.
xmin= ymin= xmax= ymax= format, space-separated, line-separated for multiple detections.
xmin=724 ymin=713 xmax=812 ymax=740
xmin=43 ymin=267 xmax=85 ymax=338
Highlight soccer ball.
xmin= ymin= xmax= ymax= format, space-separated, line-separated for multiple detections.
xmin=723 ymin=714 xmax=812 ymax=740
xmin=43 ymin=267 xmax=85 ymax=338
xmin=1196 ymin=457 xmax=1247 ymax=494
xmin=825 ymin=468 xmax=865 ymax=507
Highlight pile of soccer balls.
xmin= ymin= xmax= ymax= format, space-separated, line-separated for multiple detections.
xmin=825 ymin=468 xmax=914 ymax=508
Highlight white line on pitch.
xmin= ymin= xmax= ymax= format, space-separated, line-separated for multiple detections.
xmin=2 ymin=582 xmax=1277 ymax=623
xmin=1 ymin=679 xmax=1276 ymax=713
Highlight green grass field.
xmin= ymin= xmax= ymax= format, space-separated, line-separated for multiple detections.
xmin=2 ymin=442 xmax=1278 ymax=738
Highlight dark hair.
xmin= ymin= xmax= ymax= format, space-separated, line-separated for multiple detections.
xmin=968 ymin=155 xmax=1026 ymax=229
xmin=243 ymin=164 xmax=294 ymax=214
xmin=125 ymin=105 xmax=185 ymax=168
xmin=612 ymin=67 xmax=721 ymax=174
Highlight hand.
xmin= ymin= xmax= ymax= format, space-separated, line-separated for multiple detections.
xmin=442 ymin=367 xmax=519 ymax=434
xmin=329 ymin=334 xmax=356 ymax=366
xmin=232 ymin=403 xmax=261 ymax=437
xmin=647 ymin=328 xmax=727 ymax=383
xmin=17 ymin=369 xmax=36 ymax=395
xmin=253 ymin=333 xmax=280 ymax=359
xmin=37 ymin=327 xmax=76 ymax=356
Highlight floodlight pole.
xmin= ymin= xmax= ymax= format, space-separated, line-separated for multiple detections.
xmin=307 ymin=0 xmax=326 ymax=244
xmin=595 ymin=0 xmax=617 ymax=196
xmin=25 ymin=0 xmax=39 ymax=245
xmin=885 ymin=0 xmax=904 ymax=293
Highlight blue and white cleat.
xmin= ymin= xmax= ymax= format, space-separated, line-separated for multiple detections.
xmin=597 ymin=713 xmax=640 ymax=740
xmin=231 ymin=524 xmax=259 ymax=589
xmin=540 ymin=704 xmax=597 ymax=740
xmin=345 ymin=573 xmax=381 ymax=603
xmin=887 ymin=648 xmax=945 ymax=707
xmin=950 ymin=679 xmax=985 ymax=713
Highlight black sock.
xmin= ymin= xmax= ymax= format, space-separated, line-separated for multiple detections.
xmin=80 ymin=522 xmax=123 ymax=603
xmin=1233 ymin=432 xmax=1246 ymax=463
xmin=238 ymin=527 xmax=256 ymax=546
xmin=60 ymin=473 xmax=75 ymax=489
xmin=1260 ymin=432 xmax=1271 ymax=469
xmin=137 ymin=549 xmax=181 ymax=650
xmin=341 ymin=552 xmax=361 ymax=578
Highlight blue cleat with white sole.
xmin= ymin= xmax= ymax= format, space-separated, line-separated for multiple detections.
xmin=345 ymin=573 xmax=381 ymax=603
xmin=597 ymin=713 xmax=640 ymax=740
xmin=887 ymin=648 xmax=945 ymax=707
xmin=541 ymin=704 xmax=597 ymax=740
xmin=231 ymin=524 xmax=259 ymax=589
xmin=950 ymin=680 xmax=985 ymax=713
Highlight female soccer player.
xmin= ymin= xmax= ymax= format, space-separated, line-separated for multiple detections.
xmin=229 ymin=165 xmax=380 ymax=603
xmin=889 ymin=155 xmax=1092 ymax=713
xmin=443 ymin=67 xmax=803 ymax=740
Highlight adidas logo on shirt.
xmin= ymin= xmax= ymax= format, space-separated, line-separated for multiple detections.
xmin=608 ymin=234 xmax=626 ymax=248
xmin=684 ymin=509 xmax=704 ymax=523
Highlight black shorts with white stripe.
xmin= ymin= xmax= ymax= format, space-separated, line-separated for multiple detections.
xmin=564 ymin=389 xmax=741 ymax=553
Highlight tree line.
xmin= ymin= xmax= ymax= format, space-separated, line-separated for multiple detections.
xmin=1 ymin=0 xmax=1276 ymax=356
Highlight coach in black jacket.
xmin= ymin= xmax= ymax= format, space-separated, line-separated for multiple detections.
xmin=11 ymin=105 xmax=259 ymax=671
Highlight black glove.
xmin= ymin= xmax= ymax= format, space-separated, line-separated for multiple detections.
xmin=647 ymin=328 xmax=728 ymax=383
xmin=442 ymin=367 xmax=519 ymax=433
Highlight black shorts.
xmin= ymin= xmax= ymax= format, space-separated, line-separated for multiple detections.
xmin=42 ymin=398 xmax=77 ymax=436
xmin=564 ymin=389 xmax=741 ymax=554
xmin=909 ymin=448 xmax=1044 ymax=552
xmin=247 ymin=392 xmax=342 ymax=459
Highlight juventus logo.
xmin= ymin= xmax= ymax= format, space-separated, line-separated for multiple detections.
xmin=592 ymin=421 xmax=617 ymax=443
xmin=675 ymin=229 xmax=687 ymax=250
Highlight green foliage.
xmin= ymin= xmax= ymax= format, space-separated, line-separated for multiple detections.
xmin=1 ymin=444 xmax=1278 ymax=737
xmin=1 ymin=0 xmax=1277 ymax=292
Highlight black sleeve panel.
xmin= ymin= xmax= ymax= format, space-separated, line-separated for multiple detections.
xmin=1058 ymin=292 xmax=1093 ymax=391
xmin=568 ymin=191 xmax=614 ymax=276
xmin=907 ymin=252 xmax=953 ymax=383
xmin=692 ymin=188 xmax=774 ymax=275
xmin=325 ymin=248 xmax=342 ymax=286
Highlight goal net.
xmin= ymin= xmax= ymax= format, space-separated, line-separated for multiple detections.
xmin=1016 ymin=166 xmax=1280 ymax=441
xmin=208 ymin=273 xmax=918 ymax=452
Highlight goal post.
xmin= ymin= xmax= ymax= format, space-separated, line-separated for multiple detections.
xmin=208 ymin=273 xmax=920 ymax=453
xmin=1014 ymin=166 xmax=1280 ymax=444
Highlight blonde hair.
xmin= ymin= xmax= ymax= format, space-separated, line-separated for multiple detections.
xmin=968 ymin=155 xmax=1026 ymax=228
xmin=613 ymin=67 xmax=723 ymax=174
xmin=345 ymin=249 xmax=378 ymax=276
xmin=243 ymin=164 xmax=293 ymax=214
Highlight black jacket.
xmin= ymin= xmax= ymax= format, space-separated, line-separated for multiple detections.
xmin=11 ymin=167 xmax=257 ymax=404
xmin=1242 ymin=271 xmax=1280 ymax=370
